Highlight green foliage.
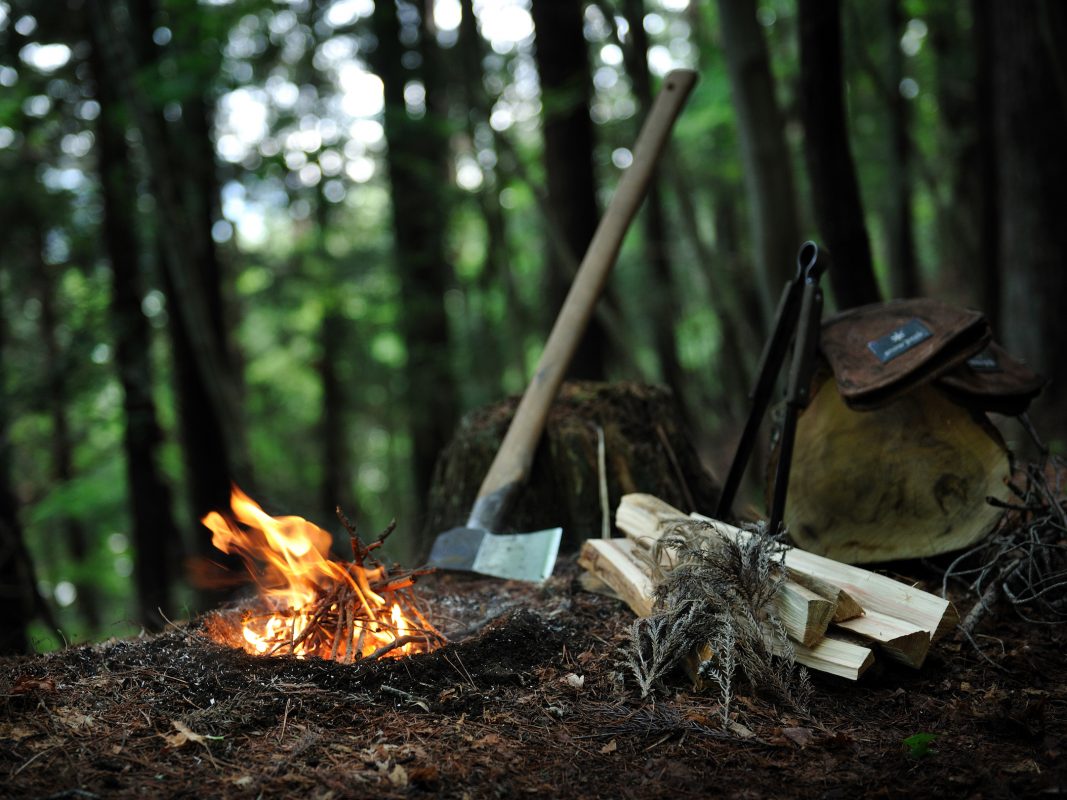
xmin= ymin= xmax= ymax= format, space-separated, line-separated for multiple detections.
xmin=902 ymin=732 xmax=938 ymax=758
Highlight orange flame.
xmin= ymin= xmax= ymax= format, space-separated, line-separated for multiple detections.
xmin=202 ymin=486 xmax=437 ymax=661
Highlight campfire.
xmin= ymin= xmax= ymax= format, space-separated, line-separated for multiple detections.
xmin=201 ymin=487 xmax=444 ymax=662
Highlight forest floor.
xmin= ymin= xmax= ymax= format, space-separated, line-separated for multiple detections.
xmin=1 ymin=558 xmax=1064 ymax=800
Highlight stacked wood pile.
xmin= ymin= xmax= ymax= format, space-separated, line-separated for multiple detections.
xmin=579 ymin=493 xmax=959 ymax=681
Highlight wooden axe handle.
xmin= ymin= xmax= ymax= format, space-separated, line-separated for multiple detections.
xmin=468 ymin=69 xmax=698 ymax=531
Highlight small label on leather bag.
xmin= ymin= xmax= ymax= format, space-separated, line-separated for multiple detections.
xmin=867 ymin=318 xmax=933 ymax=363
xmin=966 ymin=348 xmax=1000 ymax=372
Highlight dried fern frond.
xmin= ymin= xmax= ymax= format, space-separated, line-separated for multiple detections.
xmin=624 ymin=600 xmax=704 ymax=697
xmin=623 ymin=518 xmax=811 ymax=719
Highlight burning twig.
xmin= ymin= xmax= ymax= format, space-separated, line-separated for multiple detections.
xmin=203 ymin=487 xmax=445 ymax=663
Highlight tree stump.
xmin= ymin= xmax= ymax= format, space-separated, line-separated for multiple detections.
xmin=423 ymin=382 xmax=720 ymax=554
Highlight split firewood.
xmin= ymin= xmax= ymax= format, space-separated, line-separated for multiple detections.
xmin=578 ymin=538 xmax=655 ymax=617
xmin=618 ymin=494 xmax=863 ymax=621
xmin=616 ymin=495 xmax=838 ymax=646
xmin=577 ymin=572 xmax=621 ymax=601
xmin=619 ymin=493 xmax=957 ymax=643
xmin=833 ymin=609 xmax=930 ymax=668
xmin=618 ymin=494 xmax=840 ymax=644
xmin=792 ymin=635 xmax=875 ymax=680
xmin=787 ymin=571 xmax=863 ymax=622
xmin=613 ymin=492 xmax=957 ymax=667
xmin=579 ymin=538 xmax=874 ymax=679
xmin=776 ymin=581 xmax=836 ymax=648
xmin=688 ymin=511 xmax=960 ymax=642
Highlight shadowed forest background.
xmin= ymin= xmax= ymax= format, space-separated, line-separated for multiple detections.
xmin=1 ymin=0 xmax=1065 ymax=654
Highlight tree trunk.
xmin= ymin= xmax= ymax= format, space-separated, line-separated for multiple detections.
xmin=458 ymin=0 xmax=526 ymax=387
xmin=116 ymin=0 xmax=247 ymax=592
xmin=926 ymin=3 xmax=984 ymax=309
xmin=88 ymin=25 xmax=179 ymax=629
xmin=884 ymin=0 xmax=919 ymax=298
xmin=318 ymin=304 xmax=351 ymax=528
xmin=369 ymin=0 xmax=460 ymax=525
xmin=0 ymin=275 xmax=45 ymax=654
xmin=37 ymin=245 xmax=100 ymax=632
xmin=971 ymin=0 xmax=1000 ymax=331
xmin=621 ymin=0 xmax=687 ymax=405
xmin=990 ymin=1 xmax=1067 ymax=444
xmin=797 ymin=0 xmax=882 ymax=310
xmin=716 ymin=0 xmax=802 ymax=325
xmin=530 ymin=0 xmax=609 ymax=379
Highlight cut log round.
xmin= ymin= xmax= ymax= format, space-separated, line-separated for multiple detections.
xmin=779 ymin=376 xmax=1012 ymax=564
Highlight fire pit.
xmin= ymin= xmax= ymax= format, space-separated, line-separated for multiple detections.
xmin=201 ymin=487 xmax=444 ymax=662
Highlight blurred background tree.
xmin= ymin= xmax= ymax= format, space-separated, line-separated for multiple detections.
xmin=1 ymin=0 xmax=1063 ymax=653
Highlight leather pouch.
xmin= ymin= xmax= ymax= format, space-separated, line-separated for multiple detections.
xmin=819 ymin=298 xmax=991 ymax=409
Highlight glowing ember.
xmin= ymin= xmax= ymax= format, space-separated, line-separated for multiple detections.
xmin=202 ymin=486 xmax=443 ymax=661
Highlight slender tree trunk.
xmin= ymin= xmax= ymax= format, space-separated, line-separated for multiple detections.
xmin=926 ymin=3 xmax=979 ymax=305
xmin=318 ymin=307 xmax=349 ymax=526
xmin=87 ymin=25 xmax=180 ymax=630
xmin=716 ymin=0 xmax=801 ymax=325
xmin=797 ymin=0 xmax=881 ymax=309
xmin=458 ymin=0 xmax=526 ymax=386
xmin=971 ymin=0 xmax=1000 ymax=330
xmin=0 ymin=276 xmax=46 ymax=654
xmin=369 ymin=0 xmax=460 ymax=523
xmin=884 ymin=0 xmax=918 ymax=298
xmin=37 ymin=246 xmax=101 ymax=632
xmin=621 ymin=0 xmax=687 ymax=401
xmin=990 ymin=1 xmax=1067 ymax=444
xmin=115 ymin=0 xmax=246 ymax=595
xmin=530 ymin=0 xmax=608 ymax=379
xmin=314 ymin=190 xmax=352 ymax=529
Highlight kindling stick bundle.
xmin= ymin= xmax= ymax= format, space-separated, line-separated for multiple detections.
xmin=580 ymin=494 xmax=959 ymax=680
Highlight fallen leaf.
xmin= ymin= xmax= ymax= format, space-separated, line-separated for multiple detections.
xmin=473 ymin=733 xmax=503 ymax=749
xmin=13 ymin=676 xmax=56 ymax=694
xmin=408 ymin=765 xmax=440 ymax=786
xmin=599 ymin=739 xmax=617 ymax=754
xmin=782 ymin=727 xmax=814 ymax=748
xmin=563 ymin=673 xmax=585 ymax=690
xmin=164 ymin=720 xmax=221 ymax=748
xmin=728 ymin=721 xmax=755 ymax=739
xmin=55 ymin=707 xmax=93 ymax=730
xmin=0 ymin=724 xmax=37 ymax=741
xmin=387 ymin=764 xmax=409 ymax=788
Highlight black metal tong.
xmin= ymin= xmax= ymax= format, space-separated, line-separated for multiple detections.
xmin=716 ymin=241 xmax=830 ymax=535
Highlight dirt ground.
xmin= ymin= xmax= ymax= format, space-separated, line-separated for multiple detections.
xmin=1 ymin=557 xmax=1064 ymax=800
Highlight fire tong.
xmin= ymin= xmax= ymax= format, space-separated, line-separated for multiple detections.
xmin=716 ymin=241 xmax=830 ymax=535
